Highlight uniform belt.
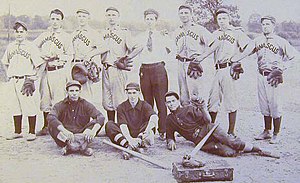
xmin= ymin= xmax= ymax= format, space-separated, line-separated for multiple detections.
xmin=259 ymin=69 xmax=271 ymax=76
xmin=176 ymin=55 xmax=194 ymax=62
xmin=215 ymin=62 xmax=232 ymax=70
xmin=72 ymin=59 xmax=84 ymax=63
xmin=11 ymin=76 xmax=26 ymax=79
xmin=141 ymin=61 xmax=165 ymax=68
xmin=47 ymin=65 xmax=64 ymax=71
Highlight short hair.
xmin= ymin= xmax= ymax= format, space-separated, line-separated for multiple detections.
xmin=106 ymin=7 xmax=119 ymax=14
xmin=144 ymin=9 xmax=159 ymax=19
xmin=50 ymin=9 xmax=64 ymax=20
xmin=178 ymin=4 xmax=192 ymax=13
xmin=165 ymin=91 xmax=180 ymax=100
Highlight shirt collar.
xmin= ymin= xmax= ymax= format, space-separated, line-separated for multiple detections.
xmin=63 ymin=97 xmax=83 ymax=104
xmin=14 ymin=40 xmax=27 ymax=46
xmin=106 ymin=24 xmax=120 ymax=31
xmin=179 ymin=23 xmax=195 ymax=29
xmin=76 ymin=25 xmax=91 ymax=32
xmin=263 ymin=33 xmax=275 ymax=39
xmin=49 ymin=27 xmax=62 ymax=34
xmin=218 ymin=25 xmax=234 ymax=31
xmin=125 ymin=99 xmax=143 ymax=111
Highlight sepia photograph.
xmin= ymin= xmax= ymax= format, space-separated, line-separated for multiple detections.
xmin=0 ymin=0 xmax=299 ymax=182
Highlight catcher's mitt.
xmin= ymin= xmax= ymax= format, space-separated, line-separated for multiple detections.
xmin=63 ymin=134 xmax=89 ymax=155
xmin=190 ymin=95 xmax=206 ymax=109
xmin=20 ymin=78 xmax=35 ymax=96
xmin=187 ymin=61 xmax=203 ymax=79
xmin=114 ymin=56 xmax=133 ymax=71
xmin=182 ymin=155 xmax=205 ymax=168
xmin=267 ymin=68 xmax=283 ymax=88
xmin=84 ymin=61 xmax=101 ymax=83
xmin=72 ymin=64 xmax=89 ymax=85
xmin=230 ymin=62 xmax=244 ymax=80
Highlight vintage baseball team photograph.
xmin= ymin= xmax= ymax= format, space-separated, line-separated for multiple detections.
xmin=0 ymin=0 xmax=299 ymax=182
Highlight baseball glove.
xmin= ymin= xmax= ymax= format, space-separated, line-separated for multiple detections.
xmin=72 ymin=64 xmax=89 ymax=85
xmin=187 ymin=61 xmax=203 ymax=79
xmin=267 ymin=68 xmax=283 ymax=88
xmin=190 ymin=95 xmax=206 ymax=109
xmin=114 ymin=56 xmax=133 ymax=71
xmin=63 ymin=134 xmax=89 ymax=155
xmin=20 ymin=78 xmax=35 ymax=96
xmin=182 ymin=155 xmax=205 ymax=168
xmin=230 ymin=62 xmax=244 ymax=80
xmin=84 ymin=61 xmax=101 ymax=83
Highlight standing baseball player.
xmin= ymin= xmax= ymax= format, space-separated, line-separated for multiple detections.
xmin=70 ymin=9 xmax=108 ymax=106
xmin=174 ymin=4 xmax=212 ymax=106
xmin=192 ymin=8 xmax=252 ymax=137
xmin=231 ymin=16 xmax=300 ymax=144
xmin=101 ymin=7 xmax=143 ymax=121
xmin=135 ymin=9 xmax=171 ymax=140
xmin=105 ymin=82 xmax=158 ymax=159
xmin=34 ymin=9 xmax=72 ymax=136
xmin=2 ymin=21 xmax=44 ymax=141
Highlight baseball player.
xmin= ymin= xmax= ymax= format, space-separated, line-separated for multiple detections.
xmin=2 ymin=21 xmax=44 ymax=141
xmin=135 ymin=9 xmax=172 ymax=140
xmin=101 ymin=7 xmax=143 ymax=121
xmin=70 ymin=9 xmax=108 ymax=106
xmin=34 ymin=9 xmax=72 ymax=136
xmin=105 ymin=82 xmax=158 ymax=159
xmin=191 ymin=8 xmax=252 ymax=137
xmin=231 ymin=16 xmax=300 ymax=144
xmin=47 ymin=80 xmax=105 ymax=156
xmin=174 ymin=4 xmax=212 ymax=106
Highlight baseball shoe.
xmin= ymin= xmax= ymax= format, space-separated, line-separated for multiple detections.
xmin=6 ymin=133 xmax=23 ymax=140
xmin=36 ymin=127 xmax=49 ymax=136
xmin=254 ymin=130 xmax=271 ymax=140
xmin=61 ymin=146 xmax=71 ymax=156
xmin=227 ymin=133 xmax=237 ymax=139
xmin=26 ymin=133 xmax=37 ymax=141
xmin=269 ymin=134 xmax=279 ymax=144
xmin=81 ymin=148 xmax=94 ymax=156
xmin=158 ymin=132 xmax=166 ymax=141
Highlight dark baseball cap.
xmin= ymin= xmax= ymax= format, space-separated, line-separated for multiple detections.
xmin=165 ymin=91 xmax=180 ymax=100
xmin=106 ymin=7 xmax=119 ymax=14
xmin=178 ymin=4 xmax=192 ymax=12
xmin=13 ymin=21 xmax=27 ymax=31
xmin=144 ymin=8 xmax=159 ymax=18
xmin=50 ymin=8 xmax=64 ymax=19
xmin=66 ymin=80 xmax=82 ymax=90
xmin=76 ymin=9 xmax=90 ymax=15
xmin=125 ymin=82 xmax=140 ymax=91
xmin=216 ymin=8 xmax=230 ymax=16
xmin=261 ymin=15 xmax=276 ymax=24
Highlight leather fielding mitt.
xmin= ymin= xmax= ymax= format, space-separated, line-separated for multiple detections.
xmin=187 ymin=61 xmax=203 ymax=79
xmin=230 ymin=62 xmax=244 ymax=80
xmin=267 ymin=68 xmax=283 ymax=88
xmin=21 ymin=78 xmax=35 ymax=96
xmin=114 ymin=55 xmax=133 ymax=71
xmin=72 ymin=64 xmax=89 ymax=85
xmin=63 ymin=134 xmax=89 ymax=155
xmin=190 ymin=95 xmax=206 ymax=109
xmin=182 ymin=154 xmax=205 ymax=168
xmin=84 ymin=61 xmax=101 ymax=83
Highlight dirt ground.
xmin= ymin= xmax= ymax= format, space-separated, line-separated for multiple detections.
xmin=0 ymin=52 xmax=300 ymax=183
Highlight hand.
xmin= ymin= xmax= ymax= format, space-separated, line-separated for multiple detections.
xmin=142 ymin=130 xmax=155 ymax=146
xmin=83 ymin=129 xmax=95 ymax=143
xmin=167 ymin=139 xmax=176 ymax=151
xmin=128 ymin=138 xmax=142 ymax=149
xmin=190 ymin=95 xmax=206 ymax=109
xmin=62 ymin=129 xmax=74 ymax=142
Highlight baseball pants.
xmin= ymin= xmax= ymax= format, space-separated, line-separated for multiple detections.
xmin=208 ymin=67 xmax=238 ymax=113
xmin=178 ymin=60 xmax=205 ymax=106
xmin=102 ymin=66 xmax=127 ymax=111
xmin=257 ymin=73 xmax=283 ymax=118
xmin=140 ymin=62 xmax=168 ymax=133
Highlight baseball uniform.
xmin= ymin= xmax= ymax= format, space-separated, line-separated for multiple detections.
xmin=173 ymin=23 xmax=212 ymax=106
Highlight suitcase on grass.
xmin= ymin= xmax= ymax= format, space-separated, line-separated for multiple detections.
xmin=172 ymin=159 xmax=233 ymax=182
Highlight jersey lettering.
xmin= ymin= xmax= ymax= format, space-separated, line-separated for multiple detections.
xmin=72 ymin=31 xmax=91 ymax=46
xmin=103 ymin=32 xmax=122 ymax=44
xmin=255 ymin=42 xmax=279 ymax=54
xmin=39 ymin=35 xmax=64 ymax=50
xmin=8 ymin=48 xmax=31 ymax=60
xmin=218 ymin=33 xmax=235 ymax=44
xmin=175 ymin=30 xmax=200 ymax=45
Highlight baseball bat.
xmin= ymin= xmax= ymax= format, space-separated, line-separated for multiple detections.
xmin=189 ymin=123 xmax=219 ymax=158
xmin=103 ymin=139 xmax=171 ymax=170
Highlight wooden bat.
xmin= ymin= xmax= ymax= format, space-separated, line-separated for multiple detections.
xmin=103 ymin=139 xmax=171 ymax=170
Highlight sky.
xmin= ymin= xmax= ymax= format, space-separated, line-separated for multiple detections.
xmin=0 ymin=0 xmax=299 ymax=25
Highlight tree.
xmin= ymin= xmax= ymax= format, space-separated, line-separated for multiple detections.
xmin=186 ymin=0 xmax=241 ymax=32
xmin=247 ymin=13 xmax=262 ymax=33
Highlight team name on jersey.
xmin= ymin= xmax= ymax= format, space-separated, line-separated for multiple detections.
xmin=175 ymin=30 xmax=199 ymax=45
xmin=218 ymin=33 xmax=235 ymax=44
xmin=255 ymin=42 xmax=279 ymax=54
xmin=39 ymin=35 xmax=64 ymax=49
xmin=8 ymin=48 xmax=30 ymax=61
xmin=103 ymin=32 xmax=122 ymax=44
xmin=72 ymin=31 xmax=90 ymax=46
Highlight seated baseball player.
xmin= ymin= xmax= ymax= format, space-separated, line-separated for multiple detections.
xmin=105 ymin=82 xmax=159 ymax=160
xmin=165 ymin=91 xmax=264 ymax=157
xmin=47 ymin=80 xmax=105 ymax=156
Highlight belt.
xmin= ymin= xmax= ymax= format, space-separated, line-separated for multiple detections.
xmin=215 ymin=62 xmax=232 ymax=70
xmin=259 ymin=69 xmax=271 ymax=76
xmin=47 ymin=65 xmax=64 ymax=71
xmin=141 ymin=61 xmax=165 ymax=68
xmin=72 ymin=59 xmax=84 ymax=63
xmin=11 ymin=76 xmax=26 ymax=79
xmin=176 ymin=55 xmax=194 ymax=62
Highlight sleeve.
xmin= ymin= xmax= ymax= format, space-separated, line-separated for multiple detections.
xmin=1 ymin=46 xmax=9 ymax=66
xmin=166 ymin=116 xmax=176 ymax=141
xmin=283 ymin=39 xmax=300 ymax=61
xmin=85 ymin=100 xmax=105 ymax=126
xmin=117 ymin=105 xmax=128 ymax=125
xmin=59 ymin=34 xmax=73 ymax=62
xmin=237 ymin=30 xmax=251 ymax=51
xmin=30 ymin=43 xmax=45 ymax=67
xmin=143 ymin=102 xmax=156 ymax=120
xmin=47 ymin=103 xmax=64 ymax=129
xmin=33 ymin=33 xmax=44 ymax=48
xmin=200 ymin=27 xmax=213 ymax=47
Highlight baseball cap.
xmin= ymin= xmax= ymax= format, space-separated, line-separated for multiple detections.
xmin=76 ymin=9 xmax=90 ymax=15
xmin=66 ymin=80 xmax=82 ymax=90
xmin=216 ymin=8 xmax=230 ymax=16
xmin=178 ymin=4 xmax=192 ymax=12
xmin=106 ymin=7 xmax=119 ymax=14
xmin=125 ymin=82 xmax=140 ymax=91
xmin=13 ymin=21 xmax=27 ymax=31
xmin=50 ymin=8 xmax=64 ymax=19
xmin=261 ymin=15 xmax=276 ymax=24
xmin=144 ymin=8 xmax=159 ymax=18
xmin=165 ymin=91 xmax=180 ymax=100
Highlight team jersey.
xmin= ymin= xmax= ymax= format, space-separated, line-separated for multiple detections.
xmin=1 ymin=40 xmax=44 ymax=77
xmin=173 ymin=23 xmax=212 ymax=58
